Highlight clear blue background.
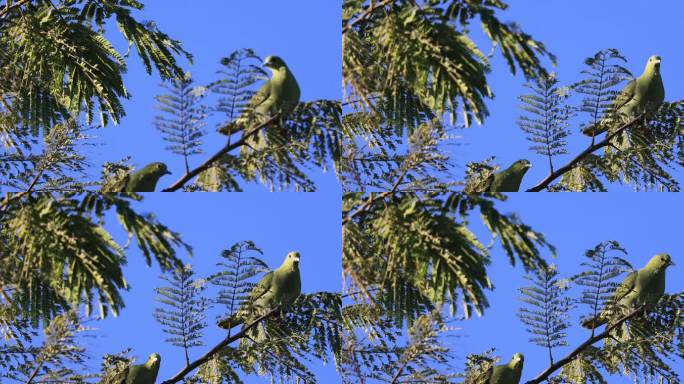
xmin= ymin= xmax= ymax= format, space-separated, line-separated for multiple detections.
xmin=87 ymin=0 xmax=342 ymax=192
xmin=456 ymin=194 xmax=684 ymax=381
xmin=85 ymin=193 xmax=341 ymax=382
xmin=458 ymin=1 xmax=684 ymax=191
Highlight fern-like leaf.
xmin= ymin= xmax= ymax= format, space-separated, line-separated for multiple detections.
xmin=518 ymin=73 xmax=572 ymax=173
xmin=154 ymin=72 xmax=207 ymax=173
xmin=154 ymin=264 xmax=208 ymax=365
xmin=518 ymin=264 xmax=573 ymax=365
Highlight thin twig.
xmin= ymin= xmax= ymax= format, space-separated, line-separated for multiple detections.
xmin=342 ymin=165 xmax=410 ymax=225
xmin=161 ymin=306 xmax=280 ymax=384
xmin=524 ymin=305 xmax=646 ymax=384
xmin=0 ymin=0 xmax=31 ymax=18
xmin=25 ymin=358 xmax=44 ymax=384
xmin=0 ymin=288 xmax=12 ymax=305
xmin=342 ymin=0 xmax=395 ymax=35
xmin=341 ymin=287 xmax=380 ymax=299
xmin=161 ymin=114 xmax=281 ymax=192
xmin=390 ymin=354 xmax=413 ymax=384
xmin=526 ymin=115 xmax=644 ymax=191
xmin=0 ymin=167 xmax=45 ymax=208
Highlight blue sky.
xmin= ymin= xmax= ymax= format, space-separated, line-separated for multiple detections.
xmin=456 ymin=0 xmax=684 ymax=191
xmin=453 ymin=194 xmax=684 ymax=381
xmin=87 ymin=0 xmax=341 ymax=192
xmin=83 ymin=193 xmax=341 ymax=382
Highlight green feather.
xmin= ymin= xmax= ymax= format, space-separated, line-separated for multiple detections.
xmin=478 ymin=159 xmax=531 ymax=192
xmin=123 ymin=162 xmax=171 ymax=192
xmin=581 ymin=253 xmax=674 ymax=329
xmin=114 ymin=353 xmax=160 ymax=384
xmin=582 ymin=55 xmax=665 ymax=136
xmin=467 ymin=354 xmax=524 ymax=384
xmin=218 ymin=55 xmax=300 ymax=137
xmin=218 ymin=251 xmax=301 ymax=329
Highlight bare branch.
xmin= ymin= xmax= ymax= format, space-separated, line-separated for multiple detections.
xmin=0 ymin=0 xmax=32 ymax=19
xmin=160 ymin=306 xmax=281 ymax=384
xmin=526 ymin=115 xmax=644 ymax=191
xmin=342 ymin=0 xmax=396 ymax=35
xmin=342 ymin=166 xmax=409 ymax=226
xmin=161 ymin=114 xmax=281 ymax=192
xmin=524 ymin=305 xmax=646 ymax=384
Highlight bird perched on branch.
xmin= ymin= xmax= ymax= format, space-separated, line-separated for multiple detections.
xmin=471 ymin=159 xmax=531 ymax=192
xmin=581 ymin=253 xmax=674 ymax=329
xmin=109 ymin=162 xmax=171 ymax=192
xmin=582 ymin=55 xmax=665 ymax=137
xmin=218 ymin=251 xmax=301 ymax=329
xmin=467 ymin=353 xmax=525 ymax=384
xmin=218 ymin=55 xmax=300 ymax=145
xmin=105 ymin=353 xmax=160 ymax=384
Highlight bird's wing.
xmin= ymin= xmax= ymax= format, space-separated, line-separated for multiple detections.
xmin=249 ymin=270 xmax=274 ymax=302
xmin=612 ymin=78 xmax=637 ymax=112
xmin=612 ymin=270 xmax=638 ymax=304
xmin=124 ymin=170 xmax=144 ymax=192
xmin=248 ymin=79 xmax=272 ymax=110
xmin=124 ymin=365 xmax=142 ymax=384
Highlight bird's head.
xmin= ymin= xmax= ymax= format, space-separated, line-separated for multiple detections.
xmin=283 ymin=251 xmax=300 ymax=270
xmin=646 ymin=55 xmax=662 ymax=74
xmin=511 ymin=353 xmax=524 ymax=367
xmin=144 ymin=162 xmax=171 ymax=177
xmin=511 ymin=159 xmax=532 ymax=171
xmin=648 ymin=253 xmax=675 ymax=270
xmin=263 ymin=55 xmax=287 ymax=71
xmin=146 ymin=353 xmax=161 ymax=368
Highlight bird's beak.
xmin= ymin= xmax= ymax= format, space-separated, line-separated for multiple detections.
xmin=164 ymin=170 xmax=172 ymax=175
xmin=668 ymin=260 xmax=675 ymax=267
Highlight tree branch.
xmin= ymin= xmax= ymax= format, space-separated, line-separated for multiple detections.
xmin=0 ymin=0 xmax=32 ymax=19
xmin=526 ymin=115 xmax=644 ymax=192
xmin=524 ymin=305 xmax=646 ymax=384
xmin=160 ymin=306 xmax=281 ymax=384
xmin=342 ymin=165 xmax=409 ymax=226
xmin=0 ymin=288 xmax=12 ymax=306
xmin=390 ymin=354 xmax=414 ymax=384
xmin=0 ymin=166 xmax=45 ymax=209
xmin=161 ymin=114 xmax=281 ymax=192
xmin=25 ymin=358 xmax=44 ymax=384
xmin=342 ymin=0 xmax=396 ymax=35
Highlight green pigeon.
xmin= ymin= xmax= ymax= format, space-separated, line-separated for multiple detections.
xmin=218 ymin=55 xmax=301 ymax=141
xmin=474 ymin=159 xmax=531 ymax=192
xmin=582 ymin=55 xmax=665 ymax=137
xmin=105 ymin=353 xmax=161 ymax=384
xmin=467 ymin=353 xmax=525 ymax=384
xmin=581 ymin=253 xmax=674 ymax=329
xmin=120 ymin=162 xmax=171 ymax=192
xmin=218 ymin=251 xmax=301 ymax=329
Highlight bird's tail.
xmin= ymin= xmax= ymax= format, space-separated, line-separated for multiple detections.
xmin=580 ymin=315 xmax=607 ymax=329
